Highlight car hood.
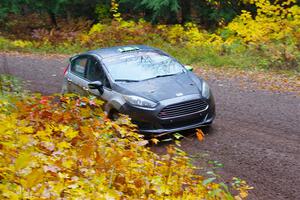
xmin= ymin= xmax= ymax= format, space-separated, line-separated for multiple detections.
xmin=115 ymin=72 xmax=202 ymax=101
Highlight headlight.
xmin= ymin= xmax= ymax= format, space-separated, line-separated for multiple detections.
xmin=202 ymin=80 xmax=210 ymax=98
xmin=123 ymin=95 xmax=157 ymax=108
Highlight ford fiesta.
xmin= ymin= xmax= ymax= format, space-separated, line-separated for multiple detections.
xmin=62 ymin=45 xmax=215 ymax=134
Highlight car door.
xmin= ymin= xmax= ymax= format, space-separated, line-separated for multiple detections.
xmin=83 ymin=55 xmax=114 ymax=102
xmin=68 ymin=56 xmax=89 ymax=95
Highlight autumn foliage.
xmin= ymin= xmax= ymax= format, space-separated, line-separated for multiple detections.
xmin=0 ymin=0 xmax=299 ymax=71
xmin=0 ymin=91 xmax=252 ymax=199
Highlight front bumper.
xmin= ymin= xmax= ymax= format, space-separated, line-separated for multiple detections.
xmin=120 ymin=94 xmax=216 ymax=135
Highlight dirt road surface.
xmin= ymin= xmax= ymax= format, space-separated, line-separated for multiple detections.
xmin=1 ymin=52 xmax=299 ymax=200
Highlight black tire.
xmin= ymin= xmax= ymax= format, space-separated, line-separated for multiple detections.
xmin=109 ymin=110 xmax=120 ymax=121
xmin=202 ymin=125 xmax=213 ymax=134
xmin=61 ymin=88 xmax=68 ymax=95
xmin=61 ymin=83 xmax=69 ymax=94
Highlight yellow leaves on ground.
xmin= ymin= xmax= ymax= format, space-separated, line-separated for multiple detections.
xmin=233 ymin=177 xmax=254 ymax=200
xmin=59 ymin=124 xmax=79 ymax=140
xmin=23 ymin=168 xmax=44 ymax=189
xmin=18 ymin=126 xmax=34 ymax=134
xmin=79 ymin=141 xmax=96 ymax=158
xmin=62 ymin=159 xmax=75 ymax=169
xmin=57 ymin=141 xmax=71 ymax=150
xmin=0 ymin=94 xmax=251 ymax=199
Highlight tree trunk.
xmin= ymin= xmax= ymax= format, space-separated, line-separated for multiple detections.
xmin=66 ymin=11 xmax=72 ymax=22
xmin=167 ymin=12 xmax=179 ymax=24
xmin=180 ymin=0 xmax=191 ymax=24
xmin=48 ymin=10 xmax=58 ymax=28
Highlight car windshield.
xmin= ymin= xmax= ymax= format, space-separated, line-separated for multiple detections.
xmin=102 ymin=51 xmax=184 ymax=81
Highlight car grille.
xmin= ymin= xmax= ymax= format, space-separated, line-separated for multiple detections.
xmin=158 ymin=99 xmax=208 ymax=119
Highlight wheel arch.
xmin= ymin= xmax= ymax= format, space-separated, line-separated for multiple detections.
xmin=105 ymin=99 xmax=124 ymax=118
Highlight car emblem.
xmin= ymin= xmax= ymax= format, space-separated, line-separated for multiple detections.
xmin=176 ymin=92 xmax=183 ymax=97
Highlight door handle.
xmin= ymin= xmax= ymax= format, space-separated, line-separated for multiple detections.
xmin=83 ymin=87 xmax=89 ymax=91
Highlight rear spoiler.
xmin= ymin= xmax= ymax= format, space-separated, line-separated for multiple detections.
xmin=69 ymin=54 xmax=78 ymax=62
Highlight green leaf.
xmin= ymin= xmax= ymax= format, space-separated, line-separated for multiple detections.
xmin=173 ymin=132 xmax=184 ymax=139
xmin=203 ymin=177 xmax=216 ymax=186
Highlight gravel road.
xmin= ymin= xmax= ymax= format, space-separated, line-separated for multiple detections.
xmin=1 ymin=52 xmax=299 ymax=200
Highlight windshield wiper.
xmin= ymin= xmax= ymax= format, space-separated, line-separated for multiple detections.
xmin=155 ymin=74 xmax=177 ymax=78
xmin=142 ymin=73 xmax=179 ymax=81
xmin=115 ymin=79 xmax=140 ymax=82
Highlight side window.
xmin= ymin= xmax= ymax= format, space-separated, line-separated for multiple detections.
xmin=86 ymin=57 xmax=111 ymax=88
xmin=103 ymin=76 xmax=111 ymax=88
xmin=71 ymin=57 xmax=87 ymax=78
xmin=86 ymin=57 xmax=104 ymax=81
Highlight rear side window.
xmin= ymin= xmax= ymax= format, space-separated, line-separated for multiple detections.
xmin=71 ymin=57 xmax=87 ymax=77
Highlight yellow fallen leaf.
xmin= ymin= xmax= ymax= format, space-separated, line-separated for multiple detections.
xmin=19 ymin=134 xmax=30 ymax=145
xmin=240 ymin=190 xmax=248 ymax=198
xmin=62 ymin=159 xmax=74 ymax=169
xmin=57 ymin=141 xmax=71 ymax=150
xmin=25 ymin=168 xmax=44 ymax=189
xmin=1 ymin=188 xmax=19 ymax=200
xmin=19 ymin=126 xmax=34 ymax=134
xmin=235 ymin=196 xmax=242 ymax=200
xmin=60 ymin=125 xmax=78 ymax=140
xmin=15 ymin=152 xmax=31 ymax=170
xmin=151 ymin=138 xmax=159 ymax=144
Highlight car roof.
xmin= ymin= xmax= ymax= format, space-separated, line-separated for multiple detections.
xmin=86 ymin=45 xmax=161 ymax=59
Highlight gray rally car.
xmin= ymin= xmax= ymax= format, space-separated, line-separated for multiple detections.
xmin=62 ymin=45 xmax=215 ymax=134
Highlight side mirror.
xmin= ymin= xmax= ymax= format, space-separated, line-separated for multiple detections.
xmin=88 ymin=81 xmax=103 ymax=90
xmin=184 ymin=65 xmax=194 ymax=71
xmin=88 ymin=81 xmax=104 ymax=94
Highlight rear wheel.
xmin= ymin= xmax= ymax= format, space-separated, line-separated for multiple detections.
xmin=61 ymin=82 xmax=69 ymax=94
xmin=61 ymin=87 xmax=68 ymax=94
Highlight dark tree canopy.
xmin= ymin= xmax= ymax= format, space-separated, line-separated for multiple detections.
xmin=0 ymin=0 xmax=299 ymax=28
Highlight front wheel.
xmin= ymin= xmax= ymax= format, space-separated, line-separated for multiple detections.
xmin=109 ymin=110 xmax=120 ymax=121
